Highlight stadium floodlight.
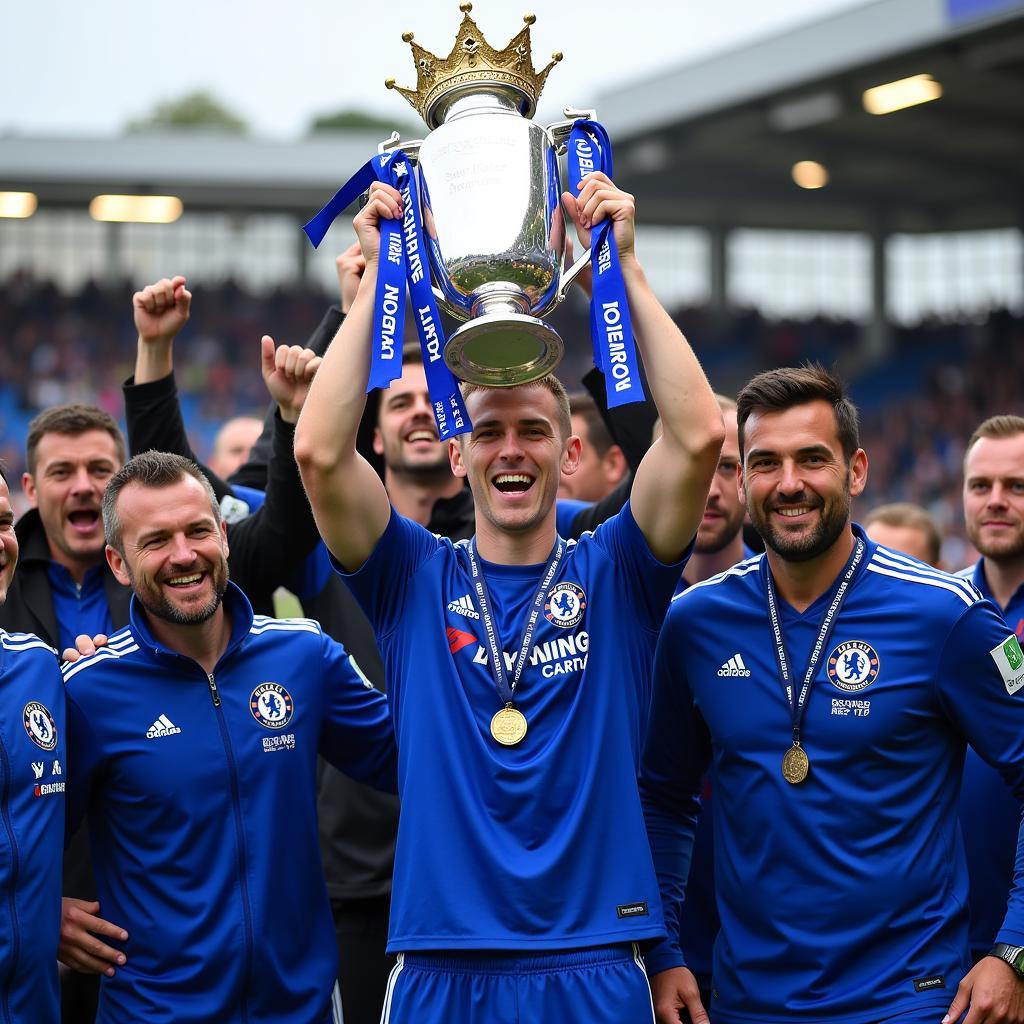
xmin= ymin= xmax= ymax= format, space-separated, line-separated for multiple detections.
xmin=89 ymin=195 xmax=183 ymax=224
xmin=0 ymin=192 xmax=38 ymax=218
xmin=862 ymin=74 xmax=942 ymax=116
xmin=792 ymin=161 xmax=829 ymax=190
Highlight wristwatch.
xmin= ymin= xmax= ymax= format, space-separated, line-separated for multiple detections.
xmin=989 ymin=943 xmax=1024 ymax=978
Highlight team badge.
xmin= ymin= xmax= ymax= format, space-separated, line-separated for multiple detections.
xmin=250 ymin=683 xmax=294 ymax=729
xmin=544 ymin=582 xmax=587 ymax=628
xmin=23 ymin=702 xmax=58 ymax=751
xmin=827 ymin=641 xmax=880 ymax=692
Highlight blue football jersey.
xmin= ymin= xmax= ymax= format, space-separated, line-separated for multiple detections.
xmin=0 ymin=630 xmax=65 ymax=1024
xmin=641 ymin=528 xmax=1024 ymax=1024
xmin=957 ymin=559 xmax=1024 ymax=961
xmin=339 ymin=502 xmax=687 ymax=952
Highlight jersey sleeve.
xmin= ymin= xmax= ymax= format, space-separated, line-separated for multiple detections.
xmin=332 ymin=507 xmax=442 ymax=638
xmin=591 ymin=501 xmax=693 ymax=630
xmin=639 ymin=607 xmax=710 ymax=975
xmin=935 ymin=600 xmax=1024 ymax=946
xmin=317 ymin=630 xmax=398 ymax=794
xmin=63 ymin=684 xmax=103 ymax=844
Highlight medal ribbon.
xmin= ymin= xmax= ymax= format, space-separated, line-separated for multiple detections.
xmin=466 ymin=538 xmax=564 ymax=707
xmin=565 ymin=120 xmax=646 ymax=410
xmin=303 ymin=152 xmax=472 ymax=440
xmin=764 ymin=537 xmax=865 ymax=751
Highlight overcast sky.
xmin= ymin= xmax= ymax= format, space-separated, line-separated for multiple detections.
xmin=3 ymin=0 xmax=866 ymax=138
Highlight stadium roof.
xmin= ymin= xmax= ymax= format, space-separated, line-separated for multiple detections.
xmin=1 ymin=0 xmax=1022 ymax=235
xmin=598 ymin=0 xmax=1024 ymax=232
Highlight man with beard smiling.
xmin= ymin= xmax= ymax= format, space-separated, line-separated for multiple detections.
xmin=58 ymin=451 xmax=396 ymax=1024
xmin=642 ymin=365 xmax=1024 ymax=1024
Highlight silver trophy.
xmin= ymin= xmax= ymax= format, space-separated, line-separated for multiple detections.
xmin=382 ymin=4 xmax=594 ymax=387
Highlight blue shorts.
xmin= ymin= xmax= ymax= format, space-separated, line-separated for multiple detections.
xmin=380 ymin=944 xmax=655 ymax=1024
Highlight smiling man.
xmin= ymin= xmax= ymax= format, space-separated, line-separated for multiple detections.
xmin=296 ymin=172 xmax=723 ymax=1023
xmin=641 ymin=365 xmax=1024 ymax=1024
xmin=0 ymin=462 xmax=67 ymax=1024
xmin=2 ymin=406 xmax=127 ymax=655
xmin=956 ymin=416 xmax=1024 ymax=970
xmin=59 ymin=451 xmax=396 ymax=1024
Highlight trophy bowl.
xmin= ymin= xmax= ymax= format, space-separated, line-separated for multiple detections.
xmin=383 ymin=5 xmax=593 ymax=387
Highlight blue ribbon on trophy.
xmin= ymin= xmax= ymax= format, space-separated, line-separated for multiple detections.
xmin=566 ymin=119 xmax=646 ymax=409
xmin=303 ymin=152 xmax=471 ymax=441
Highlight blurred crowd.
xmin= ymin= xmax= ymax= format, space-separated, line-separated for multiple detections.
xmin=1 ymin=271 xmax=1021 ymax=568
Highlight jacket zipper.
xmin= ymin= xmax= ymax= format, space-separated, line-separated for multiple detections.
xmin=0 ymin=734 xmax=20 ymax=1024
xmin=206 ymin=671 xmax=253 ymax=1023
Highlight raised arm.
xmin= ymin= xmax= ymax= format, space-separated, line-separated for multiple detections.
xmin=124 ymin=276 xmax=232 ymax=501
xmin=294 ymin=185 xmax=398 ymax=571
xmin=563 ymin=175 xmax=724 ymax=563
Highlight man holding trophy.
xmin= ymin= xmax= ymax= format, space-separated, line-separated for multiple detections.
xmin=297 ymin=6 xmax=723 ymax=1020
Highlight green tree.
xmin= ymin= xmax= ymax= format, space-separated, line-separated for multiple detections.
xmin=308 ymin=108 xmax=418 ymax=136
xmin=126 ymin=91 xmax=248 ymax=134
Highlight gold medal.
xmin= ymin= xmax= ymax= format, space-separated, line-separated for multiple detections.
xmin=781 ymin=743 xmax=810 ymax=784
xmin=490 ymin=705 xmax=528 ymax=746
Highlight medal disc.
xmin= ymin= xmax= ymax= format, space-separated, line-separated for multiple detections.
xmin=490 ymin=706 xmax=528 ymax=746
xmin=781 ymin=744 xmax=810 ymax=784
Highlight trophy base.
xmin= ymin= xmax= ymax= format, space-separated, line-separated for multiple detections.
xmin=444 ymin=314 xmax=564 ymax=388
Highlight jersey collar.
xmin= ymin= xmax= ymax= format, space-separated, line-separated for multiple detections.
xmin=128 ymin=580 xmax=254 ymax=665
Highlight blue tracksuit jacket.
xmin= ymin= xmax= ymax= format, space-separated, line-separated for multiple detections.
xmin=62 ymin=583 xmax=396 ymax=1024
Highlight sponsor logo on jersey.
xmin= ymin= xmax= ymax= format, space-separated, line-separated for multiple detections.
xmin=544 ymin=582 xmax=587 ymax=628
xmin=469 ymin=631 xmax=591 ymax=679
xmin=827 ymin=641 xmax=880 ymax=692
xmin=913 ymin=975 xmax=944 ymax=992
xmin=446 ymin=594 xmax=480 ymax=620
xmin=991 ymin=635 xmax=1024 ymax=695
xmin=447 ymin=626 xmax=477 ymax=655
xmin=34 ymin=781 xmax=64 ymax=798
xmin=717 ymin=653 xmax=751 ymax=677
xmin=250 ymin=682 xmax=294 ymax=729
xmin=51 ymin=759 xmax=61 ymax=775
xmin=23 ymin=702 xmax=58 ymax=751
xmin=146 ymin=714 xmax=182 ymax=739
xmin=31 ymin=762 xmax=45 ymax=780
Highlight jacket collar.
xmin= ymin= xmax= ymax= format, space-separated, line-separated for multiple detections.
xmin=127 ymin=580 xmax=255 ymax=665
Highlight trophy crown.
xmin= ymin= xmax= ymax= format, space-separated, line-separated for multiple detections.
xmin=385 ymin=5 xmax=562 ymax=128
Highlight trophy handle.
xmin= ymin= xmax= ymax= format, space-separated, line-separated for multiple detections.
xmin=377 ymin=132 xmax=424 ymax=166
xmin=544 ymin=107 xmax=597 ymax=150
xmin=557 ymin=246 xmax=593 ymax=302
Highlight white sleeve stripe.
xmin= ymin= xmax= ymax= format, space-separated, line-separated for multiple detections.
xmin=249 ymin=622 xmax=321 ymax=637
xmin=62 ymin=644 xmax=139 ymax=682
xmin=865 ymin=562 xmax=978 ymax=606
xmin=2 ymin=639 xmax=57 ymax=655
xmin=686 ymin=559 xmax=763 ymax=594
xmin=872 ymin=550 xmax=982 ymax=602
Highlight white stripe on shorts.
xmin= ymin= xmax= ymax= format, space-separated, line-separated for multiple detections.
xmin=379 ymin=953 xmax=405 ymax=1024
xmin=632 ymin=943 xmax=656 ymax=1024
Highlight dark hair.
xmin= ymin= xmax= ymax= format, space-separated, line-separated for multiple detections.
xmin=567 ymin=393 xmax=614 ymax=456
xmin=736 ymin=363 xmax=860 ymax=462
xmin=862 ymin=502 xmax=942 ymax=565
xmin=102 ymin=451 xmax=220 ymax=554
xmin=965 ymin=415 xmax=1024 ymax=462
xmin=26 ymin=404 xmax=126 ymax=475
